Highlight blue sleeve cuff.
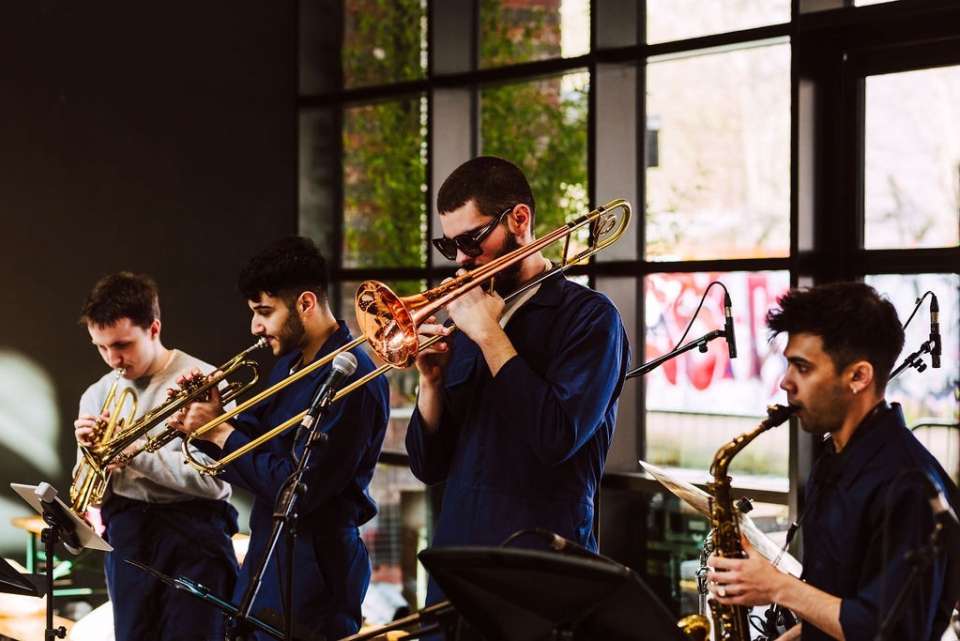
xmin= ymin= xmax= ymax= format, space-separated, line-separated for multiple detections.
xmin=839 ymin=597 xmax=874 ymax=640
xmin=489 ymin=353 xmax=525 ymax=400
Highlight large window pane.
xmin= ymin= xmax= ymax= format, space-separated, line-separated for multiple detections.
xmin=479 ymin=0 xmax=589 ymax=69
xmin=864 ymin=65 xmax=960 ymax=250
xmin=646 ymin=1 xmax=789 ymax=44
xmin=343 ymin=97 xmax=427 ymax=269
xmin=646 ymin=44 xmax=790 ymax=261
xmin=343 ymin=0 xmax=426 ymax=89
xmin=644 ymin=271 xmax=791 ymax=487
xmin=480 ymin=71 xmax=590 ymax=262
xmin=339 ymin=280 xmax=425 ymax=454
xmin=360 ymin=463 xmax=428 ymax=618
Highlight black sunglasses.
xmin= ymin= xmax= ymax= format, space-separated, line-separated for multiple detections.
xmin=431 ymin=206 xmax=513 ymax=260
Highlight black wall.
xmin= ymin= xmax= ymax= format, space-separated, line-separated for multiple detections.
xmin=0 ymin=2 xmax=299 ymax=489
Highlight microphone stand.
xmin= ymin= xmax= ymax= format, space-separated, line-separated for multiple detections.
xmin=890 ymin=338 xmax=936 ymax=380
xmin=38 ymin=504 xmax=74 ymax=640
xmin=225 ymin=406 xmax=332 ymax=641
xmin=625 ymin=329 xmax=726 ymax=380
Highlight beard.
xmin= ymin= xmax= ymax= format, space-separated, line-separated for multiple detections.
xmin=489 ymin=233 xmax=522 ymax=298
xmin=275 ymin=308 xmax=307 ymax=356
xmin=796 ymin=381 xmax=849 ymax=435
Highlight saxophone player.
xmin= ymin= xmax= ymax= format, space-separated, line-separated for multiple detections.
xmin=75 ymin=272 xmax=239 ymax=641
xmin=707 ymin=282 xmax=959 ymax=641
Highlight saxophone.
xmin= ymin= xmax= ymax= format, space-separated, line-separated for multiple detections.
xmin=706 ymin=404 xmax=797 ymax=641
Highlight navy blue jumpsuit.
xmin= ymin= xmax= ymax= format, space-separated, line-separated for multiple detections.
xmin=199 ymin=323 xmax=390 ymax=640
xmin=406 ymin=275 xmax=629 ymax=606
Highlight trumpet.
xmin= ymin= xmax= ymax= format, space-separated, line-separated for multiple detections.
xmin=69 ymin=339 xmax=267 ymax=515
xmin=182 ymin=199 xmax=632 ymax=475
xmin=70 ymin=369 xmax=138 ymax=515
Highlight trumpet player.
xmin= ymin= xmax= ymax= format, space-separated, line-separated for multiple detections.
xmin=406 ymin=157 xmax=630 ymax=610
xmin=170 ymin=237 xmax=390 ymax=640
xmin=707 ymin=282 xmax=960 ymax=641
xmin=75 ymin=272 xmax=239 ymax=641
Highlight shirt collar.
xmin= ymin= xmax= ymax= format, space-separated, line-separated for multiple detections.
xmin=828 ymin=401 xmax=904 ymax=490
xmin=287 ymin=321 xmax=353 ymax=374
xmin=522 ymin=270 xmax=565 ymax=308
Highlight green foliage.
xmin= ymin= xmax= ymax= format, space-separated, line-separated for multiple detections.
xmin=481 ymin=78 xmax=589 ymax=252
xmin=343 ymin=98 xmax=427 ymax=268
xmin=479 ymin=0 xmax=561 ymax=68
xmin=341 ymin=0 xmax=588 ymax=268
xmin=479 ymin=2 xmax=589 ymax=260
xmin=343 ymin=0 xmax=424 ymax=88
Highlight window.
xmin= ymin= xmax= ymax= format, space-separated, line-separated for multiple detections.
xmin=343 ymin=97 xmax=428 ymax=268
xmin=299 ymin=0 xmax=960 ymax=618
xmin=864 ymin=65 xmax=960 ymax=250
xmin=646 ymin=1 xmax=789 ymax=45
xmin=643 ymin=271 xmax=790 ymax=485
xmin=479 ymin=71 xmax=590 ymax=260
xmin=646 ymin=43 xmax=790 ymax=260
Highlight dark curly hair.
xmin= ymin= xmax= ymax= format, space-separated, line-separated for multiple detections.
xmin=238 ymin=236 xmax=328 ymax=305
xmin=437 ymin=156 xmax=535 ymax=222
xmin=767 ymin=282 xmax=904 ymax=391
xmin=79 ymin=272 xmax=161 ymax=329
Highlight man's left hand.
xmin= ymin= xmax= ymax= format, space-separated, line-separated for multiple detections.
xmin=706 ymin=535 xmax=787 ymax=607
xmin=167 ymin=383 xmax=233 ymax=448
xmin=445 ymin=277 xmax=505 ymax=343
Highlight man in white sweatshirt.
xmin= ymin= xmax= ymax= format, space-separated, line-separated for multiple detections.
xmin=74 ymin=271 xmax=238 ymax=641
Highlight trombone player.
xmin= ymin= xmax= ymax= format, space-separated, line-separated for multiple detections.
xmin=406 ymin=157 xmax=630 ymax=612
xmin=170 ymin=237 xmax=390 ymax=640
xmin=74 ymin=272 xmax=239 ymax=641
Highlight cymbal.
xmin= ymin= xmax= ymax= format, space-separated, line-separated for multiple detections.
xmin=639 ymin=461 xmax=803 ymax=578
xmin=10 ymin=515 xmax=46 ymax=536
xmin=0 ymin=612 xmax=73 ymax=639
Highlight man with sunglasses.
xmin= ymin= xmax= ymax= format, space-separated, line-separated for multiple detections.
xmin=407 ymin=156 xmax=630 ymax=609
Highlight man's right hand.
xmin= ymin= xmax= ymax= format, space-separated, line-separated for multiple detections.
xmin=414 ymin=315 xmax=453 ymax=387
xmin=74 ymin=411 xmax=109 ymax=447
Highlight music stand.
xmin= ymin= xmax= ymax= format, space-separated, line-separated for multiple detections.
xmin=419 ymin=547 xmax=684 ymax=641
xmin=11 ymin=482 xmax=112 ymax=640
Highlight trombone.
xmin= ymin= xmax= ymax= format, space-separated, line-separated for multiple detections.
xmin=69 ymin=338 xmax=267 ymax=515
xmin=182 ymin=199 xmax=632 ymax=475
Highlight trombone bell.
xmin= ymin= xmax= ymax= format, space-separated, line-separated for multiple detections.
xmin=355 ymin=282 xmax=421 ymax=368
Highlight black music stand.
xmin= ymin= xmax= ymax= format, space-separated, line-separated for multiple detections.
xmin=419 ymin=547 xmax=684 ymax=641
xmin=11 ymin=482 xmax=112 ymax=640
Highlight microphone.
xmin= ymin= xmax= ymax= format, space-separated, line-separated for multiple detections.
xmin=300 ymin=352 xmax=358 ymax=430
xmin=723 ymin=292 xmax=738 ymax=359
xmin=532 ymin=529 xmax=617 ymax=564
xmin=930 ymin=294 xmax=941 ymax=369
xmin=35 ymin=482 xmax=82 ymax=555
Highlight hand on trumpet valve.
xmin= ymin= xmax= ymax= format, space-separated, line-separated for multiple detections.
xmin=167 ymin=373 xmax=234 ymax=448
xmin=171 ymin=368 xmax=208 ymax=399
xmin=74 ymin=411 xmax=109 ymax=447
